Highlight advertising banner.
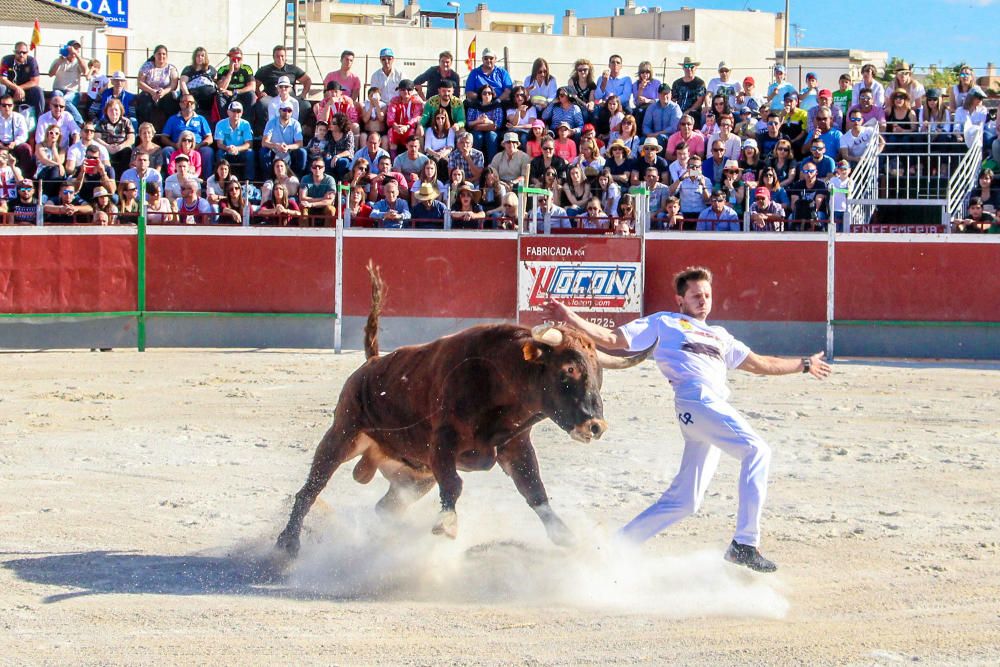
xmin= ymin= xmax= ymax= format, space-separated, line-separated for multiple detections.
xmin=58 ymin=0 xmax=129 ymax=28
xmin=518 ymin=235 xmax=642 ymax=329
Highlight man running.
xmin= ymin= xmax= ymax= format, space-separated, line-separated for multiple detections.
xmin=543 ymin=266 xmax=831 ymax=572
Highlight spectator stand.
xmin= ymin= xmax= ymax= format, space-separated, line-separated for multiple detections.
xmin=845 ymin=128 xmax=984 ymax=232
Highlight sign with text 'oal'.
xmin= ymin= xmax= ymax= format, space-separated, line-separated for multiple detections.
xmin=518 ymin=236 xmax=643 ymax=330
xmin=58 ymin=0 xmax=129 ymax=29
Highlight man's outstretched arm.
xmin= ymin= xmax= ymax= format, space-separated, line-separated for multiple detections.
xmin=738 ymin=351 xmax=832 ymax=379
xmin=540 ymin=299 xmax=630 ymax=350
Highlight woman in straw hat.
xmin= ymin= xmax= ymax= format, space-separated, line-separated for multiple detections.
xmin=449 ymin=181 xmax=486 ymax=229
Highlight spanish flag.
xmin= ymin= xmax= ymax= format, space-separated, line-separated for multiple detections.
xmin=30 ymin=21 xmax=41 ymax=51
xmin=465 ymin=36 xmax=476 ymax=72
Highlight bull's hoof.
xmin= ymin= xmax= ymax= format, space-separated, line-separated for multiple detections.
xmin=275 ymin=530 xmax=301 ymax=558
xmin=544 ymin=517 xmax=578 ymax=548
xmin=431 ymin=510 xmax=458 ymax=539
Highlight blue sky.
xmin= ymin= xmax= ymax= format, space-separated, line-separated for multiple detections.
xmin=434 ymin=0 xmax=999 ymax=72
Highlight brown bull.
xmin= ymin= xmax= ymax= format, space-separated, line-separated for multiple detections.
xmin=276 ymin=263 xmax=654 ymax=557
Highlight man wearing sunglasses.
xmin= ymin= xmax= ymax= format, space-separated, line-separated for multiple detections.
xmin=0 ymin=94 xmax=33 ymax=174
xmin=215 ymin=47 xmax=256 ymax=123
xmin=696 ymin=189 xmax=740 ymax=231
xmin=0 ymin=42 xmax=45 ymax=118
xmin=788 ymin=164 xmax=829 ymax=230
xmin=159 ymin=94 xmax=215 ymax=175
xmin=838 ymin=111 xmax=884 ymax=167
xmin=34 ymin=94 xmax=80 ymax=150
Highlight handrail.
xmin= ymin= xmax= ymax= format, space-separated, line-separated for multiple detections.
xmin=847 ymin=126 xmax=881 ymax=228
xmin=947 ymin=129 xmax=984 ymax=221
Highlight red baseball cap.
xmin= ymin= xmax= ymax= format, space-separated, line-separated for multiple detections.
xmin=743 ymin=76 xmax=755 ymax=86
xmin=819 ymin=89 xmax=833 ymax=99
xmin=754 ymin=186 xmax=770 ymax=199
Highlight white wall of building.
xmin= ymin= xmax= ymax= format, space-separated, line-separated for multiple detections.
xmin=105 ymin=0 xmax=284 ymax=76
xmin=4 ymin=22 xmax=107 ymax=87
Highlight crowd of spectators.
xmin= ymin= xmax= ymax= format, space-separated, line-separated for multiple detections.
xmin=1 ymin=41 xmax=998 ymax=232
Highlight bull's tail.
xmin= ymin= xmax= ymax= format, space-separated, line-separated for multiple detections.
xmin=364 ymin=260 xmax=385 ymax=360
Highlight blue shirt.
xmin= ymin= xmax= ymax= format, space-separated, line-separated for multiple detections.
xmin=370 ymin=198 xmax=411 ymax=227
xmin=162 ymin=113 xmax=213 ymax=143
xmin=214 ymin=118 xmax=254 ymax=148
xmin=696 ymin=205 xmax=741 ymax=231
xmin=99 ymin=89 xmax=135 ymax=119
xmin=816 ymin=129 xmax=843 ymax=159
xmin=801 ymin=155 xmax=837 ymax=179
xmin=465 ymin=66 xmax=514 ymax=98
xmin=353 ymin=146 xmax=390 ymax=174
xmin=767 ymin=82 xmax=798 ymax=111
xmin=595 ymin=75 xmax=633 ymax=105
xmin=642 ymin=100 xmax=682 ymax=136
xmin=543 ymin=104 xmax=584 ymax=131
xmin=263 ymin=117 xmax=303 ymax=149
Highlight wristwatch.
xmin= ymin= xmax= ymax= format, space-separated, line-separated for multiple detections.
xmin=801 ymin=357 xmax=812 ymax=373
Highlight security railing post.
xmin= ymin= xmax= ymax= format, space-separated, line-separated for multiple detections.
xmin=137 ymin=179 xmax=148 ymax=352
xmin=36 ymin=180 xmax=44 ymax=226
xmin=242 ymin=180 xmax=251 ymax=227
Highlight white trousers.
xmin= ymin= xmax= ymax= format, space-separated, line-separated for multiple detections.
xmin=619 ymin=397 xmax=771 ymax=547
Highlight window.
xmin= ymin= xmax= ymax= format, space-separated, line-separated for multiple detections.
xmin=682 ymin=25 xmax=691 ymax=41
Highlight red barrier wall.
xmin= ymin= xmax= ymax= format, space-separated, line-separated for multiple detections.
xmin=146 ymin=235 xmax=336 ymax=312
xmin=342 ymin=235 xmax=517 ymax=318
xmin=643 ymin=239 xmax=828 ymax=322
xmin=3 ymin=232 xmax=997 ymax=325
xmin=835 ymin=242 xmax=1000 ymax=322
xmin=0 ymin=234 xmax=137 ymax=314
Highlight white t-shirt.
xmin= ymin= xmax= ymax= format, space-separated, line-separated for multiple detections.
xmin=852 ymin=80 xmax=885 ymax=109
xmin=828 ymin=175 xmax=851 ymax=213
xmin=840 ymin=127 xmax=877 ymax=159
xmin=706 ymin=77 xmax=739 ymax=102
xmin=67 ymin=141 xmax=110 ymax=167
xmin=50 ymin=58 xmax=84 ymax=93
xmin=87 ymin=74 xmax=109 ymax=98
xmin=619 ymin=311 xmax=751 ymax=402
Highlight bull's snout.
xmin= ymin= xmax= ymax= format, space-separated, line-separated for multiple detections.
xmin=570 ymin=418 xmax=608 ymax=443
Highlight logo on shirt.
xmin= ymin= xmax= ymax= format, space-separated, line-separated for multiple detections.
xmin=527 ymin=265 xmax=636 ymax=308
xmin=681 ymin=341 xmax=722 ymax=361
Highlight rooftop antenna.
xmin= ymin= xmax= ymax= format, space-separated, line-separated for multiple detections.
xmin=790 ymin=22 xmax=806 ymax=47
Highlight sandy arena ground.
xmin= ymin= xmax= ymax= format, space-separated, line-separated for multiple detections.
xmin=1 ymin=348 xmax=999 ymax=665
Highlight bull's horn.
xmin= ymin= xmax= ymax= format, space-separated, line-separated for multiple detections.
xmin=596 ymin=339 xmax=658 ymax=370
xmin=531 ymin=325 xmax=564 ymax=346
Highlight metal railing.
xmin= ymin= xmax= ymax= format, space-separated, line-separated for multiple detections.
xmin=846 ymin=127 xmax=881 ymax=228
xmin=947 ymin=129 xmax=984 ymax=221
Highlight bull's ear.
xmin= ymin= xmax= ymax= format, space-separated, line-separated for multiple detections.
xmin=522 ymin=342 xmax=547 ymax=363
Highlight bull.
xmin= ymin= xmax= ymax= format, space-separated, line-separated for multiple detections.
xmin=276 ymin=263 xmax=654 ymax=557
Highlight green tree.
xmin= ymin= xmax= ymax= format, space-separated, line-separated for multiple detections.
xmin=922 ymin=63 xmax=962 ymax=91
xmin=877 ymin=56 xmax=909 ymax=84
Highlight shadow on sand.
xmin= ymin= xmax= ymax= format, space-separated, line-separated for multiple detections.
xmin=2 ymin=549 xmax=303 ymax=604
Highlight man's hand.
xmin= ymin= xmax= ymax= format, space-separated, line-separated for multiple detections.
xmin=540 ymin=298 xmax=573 ymax=324
xmin=806 ymin=351 xmax=832 ymax=379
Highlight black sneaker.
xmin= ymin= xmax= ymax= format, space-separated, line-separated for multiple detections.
xmin=724 ymin=540 xmax=777 ymax=573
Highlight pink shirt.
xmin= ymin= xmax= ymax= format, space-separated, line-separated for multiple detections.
xmin=553 ymin=139 xmax=577 ymax=162
xmin=167 ymin=149 xmax=202 ymax=177
xmin=324 ymin=70 xmax=362 ymax=101
xmin=666 ymin=130 xmax=707 ymax=158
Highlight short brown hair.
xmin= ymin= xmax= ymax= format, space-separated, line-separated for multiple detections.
xmin=674 ymin=266 xmax=713 ymax=296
